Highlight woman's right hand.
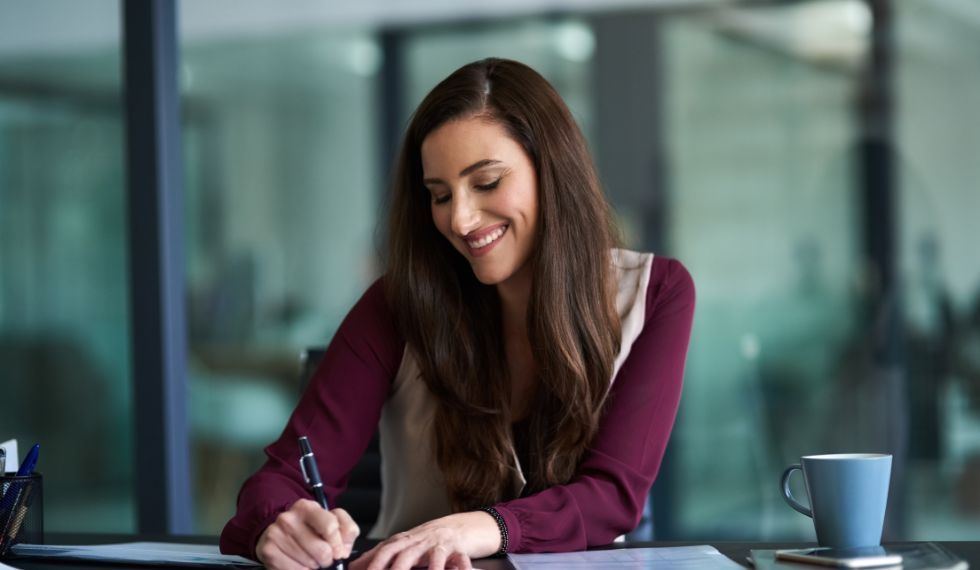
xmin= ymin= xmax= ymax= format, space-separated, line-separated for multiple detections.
xmin=256 ymin=499 xmax=359 ymax=570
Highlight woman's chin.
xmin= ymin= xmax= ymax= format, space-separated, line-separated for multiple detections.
xmin=470 ymin=266 xmax=508 ymax=286
xmin=472 ymin=272 xmax=504 ymax=286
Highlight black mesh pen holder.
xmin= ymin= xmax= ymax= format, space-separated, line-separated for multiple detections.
xmin=0 ymin=473 xmax=43 ymax=557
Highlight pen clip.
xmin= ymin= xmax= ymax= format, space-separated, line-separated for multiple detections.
xmin=299 ymin=454 xmax=311 ymax=486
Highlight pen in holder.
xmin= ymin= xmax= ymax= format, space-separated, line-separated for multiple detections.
xmin=0 ymin=473 xmax=43 ymax=558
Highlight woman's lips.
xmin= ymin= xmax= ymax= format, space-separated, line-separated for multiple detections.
xmin=465 ymin=224 xmax=508 ymax=256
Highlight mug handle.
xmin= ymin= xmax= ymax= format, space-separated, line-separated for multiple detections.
xmin=781 ymin=464 xmax=813 ymax=517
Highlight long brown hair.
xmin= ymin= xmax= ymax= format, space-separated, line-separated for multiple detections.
xmin=385 ymin=58 xmax=621 ymax=510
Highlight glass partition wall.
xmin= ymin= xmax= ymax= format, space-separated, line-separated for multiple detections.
xmin=662 ymin=1 xmax=863 ymax=539
xmin=0 ymin=1 xmax=134 ymax=531
xmin=178 ymin=29 xmax=383 ymax=531
xmin=894 ymin=0 xmax=980 ymax=539
xmin=662 ymin=0 xmax=980 ymax=540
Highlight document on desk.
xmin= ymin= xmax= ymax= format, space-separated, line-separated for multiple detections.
xmin=11 ymin=542 xmax=262 ymax=568
xmin=509 ymin=545 xmax=744 ymax=569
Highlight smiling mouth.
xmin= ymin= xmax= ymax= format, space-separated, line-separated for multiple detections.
xmin=465 ymin=225 xmax=508 ymax=250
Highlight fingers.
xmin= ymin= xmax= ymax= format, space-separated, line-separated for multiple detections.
xmin=350 ymin=514 xmax=476 ymax=570
xmin=347 ymin=547 xmax=373 ymax=570
xmin=263 ymin=543 xmax=309 ymax=570
xmin=257 ymin=499 xmax=361 ymax=570
xmin=279 ymin=506 xmax=338 ymax=567
xmin=448 ymin=552 xmax=473 ymax=570
xmin=360 ymin=533 xmax=416 ymax=570
xmin=298 ymin=501 xmax=361 ymax=559
xmin=329 ymin=507 xmax=361 ymax=555
xmin=348 ymin=543 xmax=382 ymax=570
xmin=388 ymin=540 xmax=433 ymax=570
xmin=296 ymin=500 xmax=348 ymax=561
xmin=357 ymin=537 xmax=467 ymax=570
xmin=256 ymin=527 xmax=314 ymax=570
xmin=393 ymin=545 xmax=471 ymax=570
xmin=426 ymin=545 xmax=450 ymax=570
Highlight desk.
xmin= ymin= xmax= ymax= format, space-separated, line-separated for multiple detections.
xmin=9 ymin=536 xmax=980 ymax=569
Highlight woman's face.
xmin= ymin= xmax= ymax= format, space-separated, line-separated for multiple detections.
xmin=422 ymin=116 xmax=539 ymax=288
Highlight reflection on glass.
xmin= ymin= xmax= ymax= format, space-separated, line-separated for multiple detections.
xmin=662 ymin=0 xmax=980 ymax=541
xmin=896 ymin=0 xmax=980 ymax=540
xmin=0 ymin=3 xmax=133 ymax=532
xmin=664 ymin=1 xmax=865 ymax=540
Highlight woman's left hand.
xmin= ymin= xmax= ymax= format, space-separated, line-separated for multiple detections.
xmin=350 ymin=511 xmax=501 ymax=570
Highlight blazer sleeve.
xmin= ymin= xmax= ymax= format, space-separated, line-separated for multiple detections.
xmin=219 ymin=278 xmax=405 ymax=559
xmin=492 ymin=257 xmax=695 ymax=552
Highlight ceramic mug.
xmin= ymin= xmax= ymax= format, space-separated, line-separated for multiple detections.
xmin=781 ymin=453 xmax=892 ymax=548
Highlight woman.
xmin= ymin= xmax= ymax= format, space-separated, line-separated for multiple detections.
xmin=220 ymin=58 xmax=695 ymax=570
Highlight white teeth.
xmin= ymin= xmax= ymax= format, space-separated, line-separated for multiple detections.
xmin=467 ymin=226 xmax=506 ymax=249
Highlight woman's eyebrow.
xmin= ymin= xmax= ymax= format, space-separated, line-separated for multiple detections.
xmin=423 ymin=159 xmax=503 ymax=185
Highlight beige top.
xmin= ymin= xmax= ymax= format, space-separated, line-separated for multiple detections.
xmin=369 ymin=249 xmax=654 ymax=538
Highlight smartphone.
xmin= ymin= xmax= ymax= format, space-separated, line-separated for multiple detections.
xmin=775 ymin=547 xmax=903 ymax=568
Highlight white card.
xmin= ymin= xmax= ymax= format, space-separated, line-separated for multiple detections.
xmin=1 ymin=439 xmax=19 ymax=472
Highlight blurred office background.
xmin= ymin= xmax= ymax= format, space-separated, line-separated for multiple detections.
xmin=2 ymin=0 xmax=979 ymax=541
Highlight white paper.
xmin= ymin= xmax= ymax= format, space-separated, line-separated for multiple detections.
xmin=509 ymin=545 xmax=744 ymax=570
xmin=11 ymin=542 xmax=261 ymax=567
xmin=1 ymin=439 xmax=18 ymax=473
xmin=1 ymin=560 xmax=23 ymax=570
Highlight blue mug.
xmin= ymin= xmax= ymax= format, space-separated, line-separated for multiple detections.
xmin=781 ymin=453 xmax=892 ymax=548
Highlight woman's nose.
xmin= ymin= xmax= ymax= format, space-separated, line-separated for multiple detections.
xmin=450 ymin=193 xmax=480 ymax=236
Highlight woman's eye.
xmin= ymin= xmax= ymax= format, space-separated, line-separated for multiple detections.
xmin=431 ymin=194 xmax=450 ymax=205
xmin=475 ymin=178 xmax=501 ymax=191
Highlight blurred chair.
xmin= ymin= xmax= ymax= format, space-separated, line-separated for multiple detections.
xmin=299 ymin=347 xmax=382 ymax=533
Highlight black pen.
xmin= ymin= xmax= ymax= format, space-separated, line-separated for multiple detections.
xmin=298 ymin=436 xmax=329 ymax=510
xmin=298 ymin=436 xmax=343 ymax=570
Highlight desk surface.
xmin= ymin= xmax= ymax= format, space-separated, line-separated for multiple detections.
xmin=483 ymin=542 xmax=980 ymax=569
xmin=9 ymin=536 xmax=980 ymax=569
